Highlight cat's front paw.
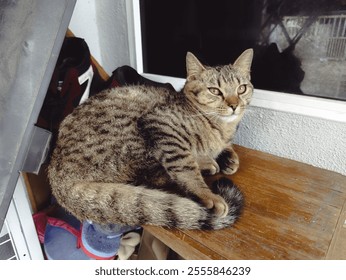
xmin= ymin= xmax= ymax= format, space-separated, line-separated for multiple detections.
xmin=217 ymin=148 xmax=239 ymax=175
xmin=197 ymin=157 xmax=220 ymax=176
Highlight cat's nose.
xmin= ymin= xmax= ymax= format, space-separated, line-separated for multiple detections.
xmin=230 ymin=104 xmax=237 ymax=111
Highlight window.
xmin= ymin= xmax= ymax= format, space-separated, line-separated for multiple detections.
xmin=140 ymin=0 xmax=346 ymax=101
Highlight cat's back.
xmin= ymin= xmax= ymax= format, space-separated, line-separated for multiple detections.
xmin=49 ymin=85 xmax=173 ymax=183
xmin=60 ymin=85 xmax=170 ymax=132
xmin=80 ymin=85 xmax=168 ymax=115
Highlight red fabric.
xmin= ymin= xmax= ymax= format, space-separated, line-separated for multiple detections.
xmin=61 ymin=68 xmax=83 ymax=119
xmin=109 ymin=77 xmax=121 ymax=89
xmin=46 ymin=217 xmax=80 ymax=239
xmin=32 ymin=212 xmax=80 ymax=244
xmin=79 ymin=239 xmax=115 ymax=260
xmin=32 ymin=212 xmax=48 ymax=243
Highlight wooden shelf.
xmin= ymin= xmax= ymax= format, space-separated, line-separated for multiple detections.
xmin=142 ymin=145 xmax=346 ymax=259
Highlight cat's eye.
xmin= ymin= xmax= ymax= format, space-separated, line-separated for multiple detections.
xmin=208 ymin=87 xmax=221 ymax=95
xmin=237 ymin=85 xmax=247 ymax=94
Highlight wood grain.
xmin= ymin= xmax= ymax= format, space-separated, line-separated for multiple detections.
xmin=144 ymin=145 xmax=346 ymax=259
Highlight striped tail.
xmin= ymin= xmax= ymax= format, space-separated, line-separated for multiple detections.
xmin=55 ymin=177 xmax=244 ymax=230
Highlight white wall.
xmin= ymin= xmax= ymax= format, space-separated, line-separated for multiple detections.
xmin=69 ymin=0 xmax=131 ymax=75
xmin=69 ymin=1 xmax=346 ymax=176
xmin=234 ymin=106 xmax=346 ymax=175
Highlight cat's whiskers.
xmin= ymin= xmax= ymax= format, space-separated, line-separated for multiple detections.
xmin=188 ymin=103 xmax=233 ymax=117
xmin=185 ymin=111 xmax=222 ymax=119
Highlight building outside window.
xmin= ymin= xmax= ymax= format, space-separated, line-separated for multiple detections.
xmin=140 ymin=0 xmax=346 ymax=101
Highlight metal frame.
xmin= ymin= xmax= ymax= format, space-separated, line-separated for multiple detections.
xmin=4 ymin=175 xmax=44 ymax=260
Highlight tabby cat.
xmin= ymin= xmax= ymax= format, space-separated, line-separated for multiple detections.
xmin=48 ymin=49 xmax=254 ymax=230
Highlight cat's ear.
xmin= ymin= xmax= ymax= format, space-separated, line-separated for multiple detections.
xmin=186 ymin=52 xmax=206 ymax=80
xmin=233 ymin=48 xmax=253 ymax=74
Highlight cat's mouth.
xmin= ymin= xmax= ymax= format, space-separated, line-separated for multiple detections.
xmin=217 ymin=108 xmax=239 ymax=123
xmin=219 ymin=114 xmax=239 ymax=123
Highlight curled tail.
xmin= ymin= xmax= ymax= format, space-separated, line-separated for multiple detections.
xmin=53 ymin=177 xmax=243 ymax=230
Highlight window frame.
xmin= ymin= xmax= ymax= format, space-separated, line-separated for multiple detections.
xmin=126 ymin=0 xmax=346 ymax=123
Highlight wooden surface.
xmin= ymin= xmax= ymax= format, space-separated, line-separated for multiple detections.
xmin=22 ymin=166 xmax=51 ymax=213
xmin=143 ymin=145 xmax=346 ymax=259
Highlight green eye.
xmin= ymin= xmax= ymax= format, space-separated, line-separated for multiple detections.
xmin=237 ymin=84 xmax=247 ymax=94
xmin=208 ymin=87 xmax=221 ymax=95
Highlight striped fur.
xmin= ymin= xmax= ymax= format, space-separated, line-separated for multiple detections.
xmin=48 ymin=49 xmax=253 ymax=229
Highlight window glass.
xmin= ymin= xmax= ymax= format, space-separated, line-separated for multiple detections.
xmin=140 ymin=0 xmax=346 ymax=101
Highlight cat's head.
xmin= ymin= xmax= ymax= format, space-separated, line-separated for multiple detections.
xmin=183 ymin=49 xmax=253 ymax=123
